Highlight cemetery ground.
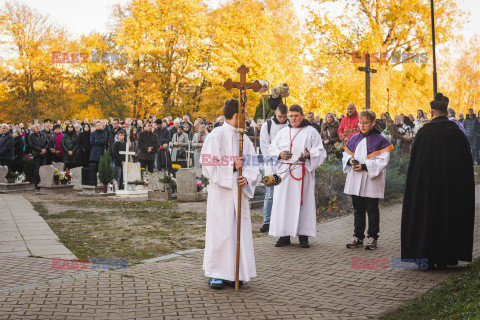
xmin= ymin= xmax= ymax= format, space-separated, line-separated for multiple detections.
xmin=25 ymin=193 xmax=267 ymax=262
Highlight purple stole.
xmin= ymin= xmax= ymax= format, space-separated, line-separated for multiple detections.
xmin=344 ymin=131 xmax=393 ymax=159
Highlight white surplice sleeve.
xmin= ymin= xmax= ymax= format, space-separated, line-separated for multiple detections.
xmin=240 ymin=135 xmax=260 ymax=199
xmin=365 ymin=151 xmax=390 ymax=178
xmin=342 ymin=151 xmax=353 ymax=173
xmin=305 ymin=128 xmax=327 ymax=172
xmin=259 ymin=122 xmax=271 ymax=156
xmin=201 ymin=132 xmax=233 ymax=189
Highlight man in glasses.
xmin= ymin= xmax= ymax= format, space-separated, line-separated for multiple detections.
xmin=343 ymin=110 xmax=393 ymax=250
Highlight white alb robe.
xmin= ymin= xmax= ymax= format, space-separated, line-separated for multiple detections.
xmin=342 ymin=138 xmax=391 ymax=199
xmin=269 ymin=125 xmax=327 ymax=237
xmin=259 ymin=120 xmax=288 ymax=176
xmin=201 ymin=122 xmax=259 ymax=282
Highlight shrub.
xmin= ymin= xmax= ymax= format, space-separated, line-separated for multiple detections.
xmin=315 ymin=150 xmax=409 ymax=217
xmin=98 ymin=151 xmax=113 ymax=187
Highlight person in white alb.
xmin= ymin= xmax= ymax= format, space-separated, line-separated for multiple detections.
xmin=269 ymin=105 xmax=327 ymax=248
xmin=258 ymin=103 xmax=289 ymax=233
xmin=343 ymin=110 xmax=394 ymax=250
xmin=201 ymin=98 xmax=259 ymax=289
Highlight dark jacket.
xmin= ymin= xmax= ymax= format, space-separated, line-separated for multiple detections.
xmin=112 ymin=140 xmax=126 ymax=167
xmin=157 ymin=146 xmax=172 ymax=173
xmin=28 ymin=132 xmax=49 ymax=158
xmin=320 ymin=120 xmax=340 ymax=154
xmin=41 ymin=129 xmax=56 ymax=155
xmin=137 ymin=130 xmax=160 ymax=161
xmin=108 ymin=128 xmax=120 ymax=155
xmin=463 ymin=115 xmax=480 ymax=149
xmin=154 ymin=127 xmax=171 ymax=144
xmin=0 ymin=132 xmax=14 ymax=161
xmin=76 ymin=131 xmax=91 ymax=167
xmin=13 ymin=135 xmax=24 ymax=160
xmin=62 ymin=131 xmax=78 ymax=165
xmin=89 ymin=129 xmax=108 ymax=162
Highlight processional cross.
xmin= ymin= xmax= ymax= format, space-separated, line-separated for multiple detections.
xmin=358 ymin=53 xmax=377 ymax=110
xmin=223 ymin=65 xmax=262 ymax=291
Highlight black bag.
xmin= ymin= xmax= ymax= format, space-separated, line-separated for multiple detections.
xmin=177 ymin=148 xmax=186 ymax=159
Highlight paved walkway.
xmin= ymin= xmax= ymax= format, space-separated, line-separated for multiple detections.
xmin=0 ymin=194 xmax=76 ymax=259
xmin=0 ymin=189 xmax=479 ymax=319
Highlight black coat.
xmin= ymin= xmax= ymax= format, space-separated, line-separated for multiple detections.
xmin=76 ymin=131 xmax=91 ymax=167
xmin=401 ymin=116 xmax=475 ymax=266
xmin=156 ymin=147 xmax=172 ymax=173
xmin=0 ymin=132 xmax=14 ymax=161
xmin=154 ymin=128 xmax=171 ymax=144
xmin=28 ymin=132 xmax=49 ymax=158
xmin=112 ymin=140 xmax=126 ymax=167
xmin=13 ymin=135 xmax=24 ymax=160
xmin=137 ymin=130 xmax=160 ymax=161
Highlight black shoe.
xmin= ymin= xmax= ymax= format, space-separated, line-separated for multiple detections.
xmin=34 ymin=186 xmax=40 ymax=190
xmin=299 ymin=235 xmax=310 ymax=248
xmin=223 ymin=280 xmax=244 ymax=288
xmin=260 ymin=224 xmax=270 ymax=233
xmin=346 ymin=237 xmax=364 ymax=248
xmin=275 ymin=236 xmax=291 ymax=247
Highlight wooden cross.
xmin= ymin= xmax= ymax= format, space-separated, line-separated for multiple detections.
xmin=222 ymin=64 xmax=261 ymax=292
xmin=358 ymin=53 xmax=377 ymax=110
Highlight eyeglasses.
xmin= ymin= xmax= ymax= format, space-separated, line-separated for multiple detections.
xmin=358 ymin=121 xmax=373 ymax=126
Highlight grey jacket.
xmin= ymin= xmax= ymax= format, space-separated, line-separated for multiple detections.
xmin=169 ymin=132 xmax=189 ymax=161
xmin=192 ymin=132 xmax=207 ymax=167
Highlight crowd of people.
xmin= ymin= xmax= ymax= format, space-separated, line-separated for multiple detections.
xmin=0 ymin=100 xmax=471 ymax=189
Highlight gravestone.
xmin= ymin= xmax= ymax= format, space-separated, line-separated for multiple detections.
xmin=0 ymin=166 xmax=7 ymax=183
xmin=51 ymin=162 xmax=65 ymax=172
xmin=0 ymin=166 xmax=33 ymax=193
xmin=176 ymin=168 xmax=204 ymax=202
xmin=38 ymin=165 xmax=55 ymax=187
xmin=70 ymin=167 xmax=83 ymax=191
xmin=148 ymin=171 xmax=172 ymax=201
xmin=124 ymin=162 xmax=141 ymax=184
xmin=37 ymin=165 xmax=74 ymax=193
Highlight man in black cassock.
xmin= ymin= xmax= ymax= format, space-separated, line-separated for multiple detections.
xmin=401 ymin=93 xmax=475 ymax=269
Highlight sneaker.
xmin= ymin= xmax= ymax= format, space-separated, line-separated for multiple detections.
xmin=299 ymin=235 xmax=310 ymax=248
xmin=209 ymin=278 xmax=224 ymax=289
xmin=365 ymin=238 xmax=377 ymax=250
xmin=259 ymin=224 xmax=270 ymax=233
xmin=346 ymin=237 xmax=363 ymax=248
xmin=275 ymin=236 xmax=291 ymax=247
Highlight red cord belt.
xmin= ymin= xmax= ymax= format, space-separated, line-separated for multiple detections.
xmin=287 ymin=162 xmax=306 ymax=206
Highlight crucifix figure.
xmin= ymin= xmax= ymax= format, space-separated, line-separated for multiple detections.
xmin=119 ymin=142 xmax=136 ymax=190
xmin=358 ymin=53 xmax=377 ymax=110
xmin=222 ymin=64 xmax=262 ymax=291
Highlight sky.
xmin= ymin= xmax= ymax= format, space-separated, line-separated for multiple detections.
xmin=9 ymin=0 xmax=480 ymax=42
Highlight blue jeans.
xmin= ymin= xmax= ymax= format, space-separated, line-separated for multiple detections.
xmin=263 ymin=186 xmax=274 ymax=224
xmin=114 ymin=164 xmax=123 ymax=190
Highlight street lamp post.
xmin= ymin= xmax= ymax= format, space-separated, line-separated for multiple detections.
xmin=431 ymin=0 xmax=438 ymax=97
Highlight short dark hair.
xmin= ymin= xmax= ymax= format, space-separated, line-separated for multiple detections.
xmin=223 ymin=99 xmax=239 ymax=120
xmin=43 ymin=118 xmax=51 ymax=123
xmin=117 ymin=130 xmax=126 ymax=135
xmin=113 ymin=118 xmax=120 ymax=123
xmin=359 ymin=110 xmax=376 ymax=122
xmin=289 ymin=104 xmax=304 ymax=116
xmin=277 ymin=103 xmax=288 ymax=115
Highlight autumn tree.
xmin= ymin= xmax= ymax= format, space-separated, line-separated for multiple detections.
xmin=0 ymin=0 xmax=73 ymax=122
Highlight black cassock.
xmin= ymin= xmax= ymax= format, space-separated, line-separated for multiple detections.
xmin=401 ymin=116 xmax=475 ymax=266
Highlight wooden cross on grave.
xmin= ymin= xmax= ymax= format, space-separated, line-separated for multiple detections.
xmin=358 ymin=53 xmax=377 ymax=110
xmin=222 ymin=64 xmax=262 ymax=292
xmin=119 ymin=142 xmax=136 ymax=188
